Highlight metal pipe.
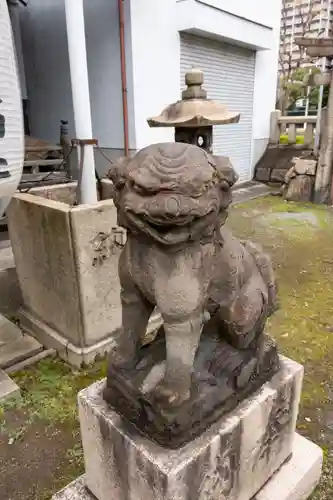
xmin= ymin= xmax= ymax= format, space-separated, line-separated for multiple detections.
xmin=64 ymin=0 xmax=97 ymax=204
xmin=118 ymin=0 xmax=129 ymax=156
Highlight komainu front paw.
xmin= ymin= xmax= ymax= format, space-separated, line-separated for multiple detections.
xmin=152 ymin=380 xmax=191 ymax=408
xmin=108 ymin=342 xmax=139 ymax=371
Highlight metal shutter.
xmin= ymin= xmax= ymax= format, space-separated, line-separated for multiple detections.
xmin=180 ymin=34 xmax=255 ymax=182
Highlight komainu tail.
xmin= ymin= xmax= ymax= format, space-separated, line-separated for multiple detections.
xmin=242 ymin=240 xmax=278 ymax=315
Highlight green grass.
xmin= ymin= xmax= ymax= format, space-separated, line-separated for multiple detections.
xmin=0 ymin=357 xmax=107 ymax=438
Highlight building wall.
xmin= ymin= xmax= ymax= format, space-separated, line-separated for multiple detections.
xmin=195 ymin=0 xmax=279 ymax=29
xmin=128 ymin=0 xmax=282 ymax=173
xmin=20 ymin=0 xmax=135 ymax=157
xmin=20 ymin=0 xmax=281 ymax=178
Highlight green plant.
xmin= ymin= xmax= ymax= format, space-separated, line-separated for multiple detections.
xmin=279 ymin=134 xmax=305 ymax=145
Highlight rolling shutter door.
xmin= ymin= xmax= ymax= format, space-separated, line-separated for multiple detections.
xmin=180 ymin=34 xmax=255 ymax=182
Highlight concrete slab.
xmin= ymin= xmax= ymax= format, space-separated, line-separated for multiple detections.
xmin=0 ymin=314 xmax=22 ymax=344
xmin=0 ymin=245 xmax=14 ymax=271
xmin=0 ymin=314 xmax=43 ymax=369
xmin=232 ymin=181 xmax=275 ymax=205
xmin=0 ymin=369 xmax=20 ymax=402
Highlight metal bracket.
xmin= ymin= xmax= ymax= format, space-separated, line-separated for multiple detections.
xmin=71 ymin=138 xmax=99 ymax=147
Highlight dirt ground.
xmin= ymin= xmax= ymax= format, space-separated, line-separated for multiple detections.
xmin=1 ymin=195 xmax=333 ymax=499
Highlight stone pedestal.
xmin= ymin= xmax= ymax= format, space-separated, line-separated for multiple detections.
xmin=52 ymin=433 xmax=323 ymax=500
xmin=52 ymin=356 xmax=322 ymax=500
xmin=65 ymin=356 xmax=318 ymax=500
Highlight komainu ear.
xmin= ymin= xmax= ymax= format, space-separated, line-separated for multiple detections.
xmin=107 ymin=156 xmax=131 ymax=188
xmin=213 ymin=155 xmax=239 ymax=187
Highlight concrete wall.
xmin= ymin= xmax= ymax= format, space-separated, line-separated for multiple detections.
xmin=127 ymin=0 xmax=181 ymax=150
xmin=191 ymin=0 xmax=279 ymax=29
xmin=127 ymin=0 xmax=282 ymax=173
xmin=20 ymin=0 xmax=135 ymax=152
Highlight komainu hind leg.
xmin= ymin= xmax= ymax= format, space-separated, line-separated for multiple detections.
xmin=217 ymin=283 xmax=268 ymax=388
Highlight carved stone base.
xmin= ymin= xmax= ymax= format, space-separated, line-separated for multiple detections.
xmin=75 ymin=356 xmax=304 ymax=500
xmin=52 ymin=433 xmax=323 ymax=500
xmin=104 ymin=328 xmax=280 ymax=448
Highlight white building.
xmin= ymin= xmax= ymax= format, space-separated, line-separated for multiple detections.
xmin=11 ymin=0 xmax=282 ymax=183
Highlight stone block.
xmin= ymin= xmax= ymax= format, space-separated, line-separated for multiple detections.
xmin=0 ymin=331 xmax=43 ymax=369
xmin=271 ymin=168 xmax=288 ymax=183
xmin=69 ymin=200 xmax=123 ymax=347
xmin=254 ymin=167 xmax=270 ymax=182
xmin=285 ymin=175 xmax=314 ymax=202
xmin=51 ymin=433 xmax=322 ymax=500
xmin=78 ymin=356 xmax=303 ymax=500
xmin=293 ymin=158 xmax=317 ymax=176
xmin=8 ymin=194 xmax=82 ymax=346
xmin=255 ymin=433 xmax=322 ymax=500
xmin=29 ymin=182 xmax=77 ymax=205
xmin=7 ymin=191 xmax=163 ymax=366
xmin=0 ymin=369 xmax=20 ymax=402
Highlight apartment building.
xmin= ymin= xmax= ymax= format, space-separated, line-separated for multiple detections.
xmin=280 ymin=0 xmax=333 ymax=71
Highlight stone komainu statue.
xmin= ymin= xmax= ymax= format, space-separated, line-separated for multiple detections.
xmin=105 ymin=142 xmax=278 ymax=446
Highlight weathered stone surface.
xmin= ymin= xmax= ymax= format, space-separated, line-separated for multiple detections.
xmin=284 ymin=166 xmax=296 ymax=185
xmin=52 ymin=476 xmax=90 ymax=500
xmin=51 ymin=433 xmax=322 ymax=500
xmin=19 ymin=306 xmax=162 ymax=367
xmin=8 ymin=191 xmax=162 ymax=366
xmin=0 ymin=313 xmax=43 ymax=369
xmin=7 ymin=194 xmax=82 ymax=346
xmin=255 ymin=433 xmax=322 ymax=500
xmin=0 ymin=313 xmax=21 ymax=344
xmin=79 ymin=356 xmax=303 ymax=500
xmin=285 ymin=175 xmax=314 ymax=202
xmin=105 ymin=329 xmax=279 ymax=448
xmin=255 ymin=167 xmax=270 ymax=182
xmin=271 ymin=168 xmax=288 ymax=183
xmin=29 ymin=182 xmax=77 ymax=205
xmin=293 ymin=158 xmax=317 ymax=176
xmin=254 ymin=147 xmax=313 ymax=185
xmin=0 ymin=332 xmax=42 ymax=370
xmin=0 ymin=369 xmax=20 ymax=402
xmin=69 ymin=200 xmax=123 ymax=346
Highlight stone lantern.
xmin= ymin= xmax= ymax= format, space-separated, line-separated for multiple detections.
xmin=147 ymin=68 xmax=240 ymax=154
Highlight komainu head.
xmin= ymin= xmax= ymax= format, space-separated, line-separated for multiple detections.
xmin=107 ymin=143 xmax=238 ymax=248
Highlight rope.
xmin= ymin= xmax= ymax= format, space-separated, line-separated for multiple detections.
xmin=95 ymin=145 xmax=115 ymax=166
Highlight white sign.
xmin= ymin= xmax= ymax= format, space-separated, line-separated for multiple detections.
xmin=0 ymin=0 xmax=24 ymax=217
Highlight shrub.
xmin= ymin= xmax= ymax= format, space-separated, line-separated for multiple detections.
xmin=280 ymin=135 xmax=305 ymax=145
